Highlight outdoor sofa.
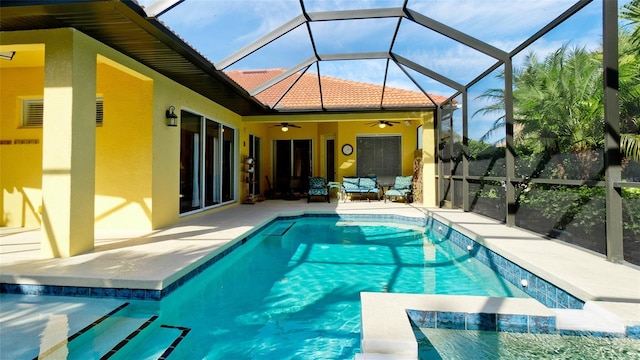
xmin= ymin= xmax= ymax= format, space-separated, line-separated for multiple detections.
xmin=341 ymin=176 xmax=380 ymax=202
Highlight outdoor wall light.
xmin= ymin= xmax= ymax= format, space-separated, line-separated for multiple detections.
xmin=165 ymin=106 xmax=178 ymax=127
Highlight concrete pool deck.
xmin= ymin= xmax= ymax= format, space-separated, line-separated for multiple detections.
xmin=1 ymin=199 xmax=639 ymax=358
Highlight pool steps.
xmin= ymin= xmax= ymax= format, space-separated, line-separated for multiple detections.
xmin=35 ymin=303 xmax=190 ymax=360
xmin=35 ymin=302 xmax=132 ymax=359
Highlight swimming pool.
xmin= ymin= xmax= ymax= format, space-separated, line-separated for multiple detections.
xmin=123 ymin=217 xmax=530 ymax=359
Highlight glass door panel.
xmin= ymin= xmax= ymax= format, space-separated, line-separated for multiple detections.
xmin=180 ymin=111 xmax=202 ymax=213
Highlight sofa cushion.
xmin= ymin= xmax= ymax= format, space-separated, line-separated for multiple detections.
xmin=358 ymin=177 xmax=377 ymax=190
xmin=309 ymin=176 xmax=326 ymax=189
xmin=342 ymin=177 xmax=360 ymax=191
xmin=393 ymin=176 xmax=412 ymax=190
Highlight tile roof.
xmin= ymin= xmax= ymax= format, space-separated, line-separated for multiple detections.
xmin=226 ymin=69 xmax=444 ymax=111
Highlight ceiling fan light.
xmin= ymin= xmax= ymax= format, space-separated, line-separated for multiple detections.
xmin=379 ymin=122 xmax=386 ymax=129
xmin=281 ymin=126 xmax=289 ymax=132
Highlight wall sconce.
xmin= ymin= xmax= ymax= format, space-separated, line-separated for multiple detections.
xmin=165 ymin=106 xmax=178 ymax=127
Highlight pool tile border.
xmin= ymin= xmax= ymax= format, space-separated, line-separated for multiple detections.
xmin=0 ymin=214 xmax=425 ymax=302
xmin=427 ymin=217 xmax=585 ymax=310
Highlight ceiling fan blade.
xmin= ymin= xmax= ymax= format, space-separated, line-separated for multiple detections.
xmin=290 ymin=124 xmax=301 ymax=128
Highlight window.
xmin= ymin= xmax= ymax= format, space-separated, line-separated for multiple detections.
xmin=21 ymin=98 xmax=104 ymax=127
xmin=356 ymin=135 xmax=401 ymax=177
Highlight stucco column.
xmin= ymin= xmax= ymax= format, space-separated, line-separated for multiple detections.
xmin=422 ymin=114 xmax=437 ymax=207
xmin=41 ymin=30 xmax=96 ymax=257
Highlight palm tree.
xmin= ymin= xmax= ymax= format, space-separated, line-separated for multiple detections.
xmin=620 ymin=0 xmax=640 ymax=161
xmin=474 ymin=45 xmax=605 ymax=179
xmin=475 ymin=1 xmax=640 ymax=165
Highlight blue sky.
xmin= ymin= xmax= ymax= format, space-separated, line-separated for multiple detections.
xmin=139 ymin=0 xmax=630 ymax=142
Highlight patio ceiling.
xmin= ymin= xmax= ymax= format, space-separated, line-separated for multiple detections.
xmin=0 ymin=0 xmax=592 ymax=115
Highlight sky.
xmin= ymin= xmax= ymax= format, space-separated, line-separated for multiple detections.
xmin=138 ymin=0 xmax=631 ymax=142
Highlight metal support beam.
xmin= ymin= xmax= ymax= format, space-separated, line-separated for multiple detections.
xmin=436 ymin=106 xmax=444 ymax=206
xmin=250 ymin=56 xmax=316 ymax=96
xmin=404 ymin=8 xmax=509 ymax=62
xmin=392 ymin=53 xmax=464 ymax=93
xmin=318 ymin=52 xmax=390 ymax=61
xmin=270 ymin=65 xmax=313 ymax=109
xmin=143 ymin=0 xmax=184 ymax=17
xmin=462 ymin=91 xmax=470 ymax=212
xmin=603 ymin=0 xmax=623 ymax=263
xmin=509 ymin=0 xmax=593 ymax=58
xmin=504 ymin=58 xmax=516 ymax=227
xmin=215 ymin=14 xmax=307 ymax=69
xmin=307 ymin=7 xmax=405 ymax=21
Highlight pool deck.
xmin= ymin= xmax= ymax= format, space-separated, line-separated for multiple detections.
xmin=2 ymin=199 xmax=640 ymax=358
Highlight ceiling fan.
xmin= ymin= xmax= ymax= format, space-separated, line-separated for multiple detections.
xmin=367 ymin=120 xmax=400 ymax=128
xmin=274 ymin=122 xmax=301 ymax=132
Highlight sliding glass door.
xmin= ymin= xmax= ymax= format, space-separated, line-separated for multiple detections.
xmin=180 ymin=110 xmax=236 ymax=214
xmin=274 ymin=139 xmax=312 ymax=194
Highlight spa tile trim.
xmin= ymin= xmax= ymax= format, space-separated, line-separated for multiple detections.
xmin=407 ymin=309 xmax=557 ymax=335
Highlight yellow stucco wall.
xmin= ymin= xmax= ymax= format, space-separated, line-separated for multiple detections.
xmin=0 ymin=66 xmax=45 ymax=227
xmin=242 ymin=111 xmax=436 ymax=203
xmin=94 ymin=62 xmax=153 ymax=229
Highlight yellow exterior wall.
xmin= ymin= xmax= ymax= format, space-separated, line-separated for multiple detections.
xmin=0 ymin=66 xmax=45 ymax=227
xmin=0 ymin=29 xmax=245 ymax=233
xmin=243 ymin=110 xmax=436 ymax=202
xmin=335 ymin=119 xmax=417 ymax=180
xmin=94 ymin=63 xmax=153 ymax=229
xmin=151 ymin=78 xmax=245 ymax=226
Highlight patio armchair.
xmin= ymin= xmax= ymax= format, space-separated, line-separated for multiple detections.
xmin=307 ymin=176 xmax=330 ymax=203
xmin=384 ymin=176 xmax=413 ymax=203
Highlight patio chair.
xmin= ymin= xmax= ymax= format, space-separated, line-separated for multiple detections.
xmin=307 ymin=176 xmax=330 ymax=203
xmin=384 ymin=176 xmax=413 ymax=203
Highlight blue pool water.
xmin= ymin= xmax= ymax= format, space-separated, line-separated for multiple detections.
xmin=142 ymin=218 xmax=529 ymax=359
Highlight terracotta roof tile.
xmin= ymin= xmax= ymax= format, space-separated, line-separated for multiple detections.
xmin=226 ymin=69 xmax=445 ymax=110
